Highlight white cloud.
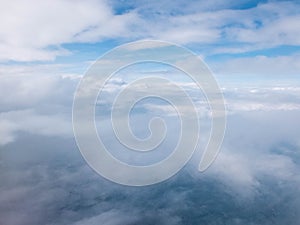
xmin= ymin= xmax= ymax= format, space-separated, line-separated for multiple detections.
xmin=0 ymin=0 xmax=138 ymax=61
xmin=141 ymin=1 xmax=300 ymax=55
xmin=1 ymin=0 xmax=300 ymax=61
xmin=227 ymin=3 xmax=300 ymax=46
xmin=207 ymin=151 xmax=259 ymax=194
xmin=0 ymin=63 xmax=79 ymax=145
xmin=0 ymin=63 xmax=80 ymax=110
xmin=0 ymin=109 xmax=72 ymax=145
xmin=122 ymin=40 xmax=172 ymax=51
xmin=0 ymin=120 xmax=18 ymax=146
xmin=206 ymin=148 xmax=300 ymax=197
xmin=95 ymin=69 xmax=300 ymax=119
xmin=212 ymin=54 xmax=300 ymax=76
xmin=202 ymin=107 xmax=300 ymax=197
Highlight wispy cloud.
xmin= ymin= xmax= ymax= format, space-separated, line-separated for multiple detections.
xmin=1 ymin=0 xmax=300 ymax=62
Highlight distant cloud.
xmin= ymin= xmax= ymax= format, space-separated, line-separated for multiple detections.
xmin=0 ymin=109 xmax=72 ymax=145
xmin=212 ymin=54 xmax=300 ymax=77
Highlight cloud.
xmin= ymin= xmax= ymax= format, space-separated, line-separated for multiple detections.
xmin=212 ymin=54 xmax=300 ymax=77
xmin=97 ymin=71 xmax=300 ymax=116
xmin=0 ymin=0 xmax=138 ymax=61
xmin=225 ymin=2 xmax=300 ymax=46
xmin=1 ymin=124 xmax=300 ymax=225
xmin=1 ymin=79 xmax=300 ymax=223
xmin=206 ymin=147 xmax=300 ymax=196
xmin=0 ymin=109 xmax=72 ymax=145
xmin=72 ymin=210 xmax=139 ymax=225
xmin=0 ymin=64 xmax=62 ymax=110
xmin=1 ymin=1 xmax=300 ymax=224
xmin=0 ymin=63 xmax=79 ymax=145
xmin=2 ymin=0 xmax=300 ymax=62
xmin=119 ymin=1 xmax=300 ymax=50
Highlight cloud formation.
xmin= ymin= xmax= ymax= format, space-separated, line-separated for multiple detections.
xmin=0 ymin=0 xmax=137 ymax=61
xmin=1 ymin=0 xmax=300 ymax=62
xmin=1 ymin=1 xmax=300 ymax=225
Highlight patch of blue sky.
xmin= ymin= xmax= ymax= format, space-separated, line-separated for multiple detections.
xmin=60 ymin=40 xmax=120 ymax=62
xmin=111 ymin=0 xmax=269 ymax=15
xmin=231 ymin=0 xmax=266 ymax=9
xmin=110 ymin=0 xmax=136 ymax=15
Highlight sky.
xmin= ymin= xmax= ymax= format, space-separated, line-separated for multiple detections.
xmin=1 ymin=0 xmax=300 ymax=225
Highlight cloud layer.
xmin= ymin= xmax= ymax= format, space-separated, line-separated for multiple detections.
xmin=1 ymin=1 xmax=300 ymax=225
xmin=1 ymin=63 xmax=300 ymax=224
xmin=1 ymin=0 xmax=300 ymax=62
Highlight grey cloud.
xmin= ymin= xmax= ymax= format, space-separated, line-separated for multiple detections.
xmin=1 ymin=103 xmax=300 ymax=225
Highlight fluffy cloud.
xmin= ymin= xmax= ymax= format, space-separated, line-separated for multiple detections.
xmin=0 ymin=0 xmax=138 ymax=61
xmin=0 ymin=109 xmax=72 ymax=145
xmin=0 ymin=63 xmax=79 ymax=145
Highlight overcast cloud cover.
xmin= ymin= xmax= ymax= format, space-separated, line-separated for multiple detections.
xmin=1 ymin=0 xmax=300 ymax=225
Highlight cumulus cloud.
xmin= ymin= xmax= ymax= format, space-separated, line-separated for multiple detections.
xmin=0 ymin=64 xmax=67 ymax=110
xmin=0 ymin=63 xmax=79 ymax=145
